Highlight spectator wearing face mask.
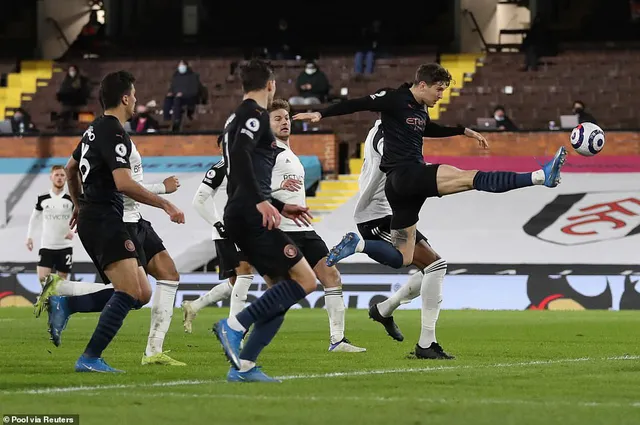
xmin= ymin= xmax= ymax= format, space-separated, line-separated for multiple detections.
xmin=130 ymin=103 xmax=160 ymax=133
xmin=10 ymin=108 xmax=37 ymax=135
xmin=493 ymin=105 xmax=518 ymax=131
xmin=572 ymin=100 xmax=597 ymax=125
xmin=288 ymin=61 xmax=330 ymax=106
xmin=56 ymin=65 xmax=90 ymax=131
xmin=163 ymin=60 xmax=203 ymax=131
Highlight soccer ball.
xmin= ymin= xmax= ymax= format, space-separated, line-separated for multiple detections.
xmin=570 ymin=122 xmax=605 ymax=157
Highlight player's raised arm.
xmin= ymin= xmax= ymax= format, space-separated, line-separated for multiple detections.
xmin=422 ymin=122 xmax=489 ymax=149
xmin=293 ymin=88 xmax=395 ymax=122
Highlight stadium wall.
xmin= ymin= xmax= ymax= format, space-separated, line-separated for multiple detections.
xmin=1 ymin=133 xmax=639 ymax=311
xmin=0 ymin=133 xmax=340 ymax=173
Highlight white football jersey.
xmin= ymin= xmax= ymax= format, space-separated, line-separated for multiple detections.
xmin=271 ymin=139 xmax=310 ymax=232
xmin=27 ymin=190 xmax=74 ymax=250
xmin=354 ymin=119 xmax=392 ymax=224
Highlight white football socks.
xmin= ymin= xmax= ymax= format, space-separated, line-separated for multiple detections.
xmin=418 ymin=259 xmax=446 ymax=348
xmin=56 ymin=280 xmax=114 ymax=296
xmin=324 ymin=286 xmax=345 ymax=344
xmin=377 ymin=271 xmax=422 ymax=317
xmin=191 ymin=280 xmax=233 ymax=313
xmin=239 ymin=359 xmax=256 ymax=372
xmin=145 ymin=280 xmax=179 ymax=356
xmin=229 ymin=274 xmax=253 ymax=318
xmin=532 ymin=170 xmax=545 ymax=185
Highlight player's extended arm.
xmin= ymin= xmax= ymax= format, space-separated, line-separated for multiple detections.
xmin=65 ymin=156 xmax=82 ymax=209
xmin=142 ymin=183 xmax=166 ymax=194
xmin=192 ymin=183 xmax=220 ymax=226
xmin=422 ymin=121 xmax=466 ymax=138
xmin=318 ymin=93 xmax=390 ymax=118
xmin=112 ymin=168 xmax=184 ymax=223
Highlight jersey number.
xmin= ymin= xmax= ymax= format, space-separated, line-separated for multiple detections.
xmin=79 ymin=143 xmax=91 ymax=182
xmin=65 ymin=254 xmax=72 ymax=266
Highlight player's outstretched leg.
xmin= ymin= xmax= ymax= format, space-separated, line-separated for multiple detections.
xmin=142 ymin=251 xmax=185 ymax=366
xmin=369 ymin=271 xmax=425 ymax=342
xmin=437 ymin=146 xmax=567 ymax=197
xmin=46 ymin=288 xmax=116 ymax=346
xmin=36 ymin=275 xmax=114 ymax=318
xmin=326 ymin=232 xmax=405 ymax=269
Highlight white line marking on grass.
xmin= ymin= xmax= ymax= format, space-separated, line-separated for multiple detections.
xmin=4 ymin=355 xmax=638 ymax=396
xmin=77 ymin=391 xmax=640 ymax=409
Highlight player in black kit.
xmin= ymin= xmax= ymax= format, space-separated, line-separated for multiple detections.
xmin=294 ymin=63 xmax=566 ymax=268
xmin=294 ymin=63 xmax=566 ymax=360
xmin=211 ymin=59 xmax=317 ymax=383
xmin=46 ymin=70 xmax=185 ymax=373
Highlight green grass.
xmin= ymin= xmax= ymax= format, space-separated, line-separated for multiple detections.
xmin=1 ymin=308 xmax=639 ymax=425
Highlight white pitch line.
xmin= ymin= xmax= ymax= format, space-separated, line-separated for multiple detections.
xmin=75 ymin=391 xmax=640 ymax=409
xmin=3 ymin=355 xmax=638 ymax=396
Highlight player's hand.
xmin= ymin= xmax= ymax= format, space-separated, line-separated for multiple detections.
xmin=281 ymin=178 xmax=302 ymax=192
xmin=69 ymin=208 xmax=79 ymax=231
xmin=65 ymin=231 xmax=74 ymax=240
xmin=464 ymin=128 xmax=489 ymax=149
xmin=163 ymin=175 xmax=180 ymax=194
xmin=256 ymin=200 xmax=280 ymax=230
xmin=163 ymin=201 xmax=185 ymax=224
xmin=292 ymin=112 xmax=322 ymax=123
xmin=26 ymin=238 xmax=33 ymax=251
xmin=282 ymin=204 xmax=313 ymax=227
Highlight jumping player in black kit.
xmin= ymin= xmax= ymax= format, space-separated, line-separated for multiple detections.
xmin=294 ymin=63 xmax=566 ymax=358
xmin=46 ymin=71 xmax=185 ymax=373
xmin=211 ymin=59 xmax=317 ymax=383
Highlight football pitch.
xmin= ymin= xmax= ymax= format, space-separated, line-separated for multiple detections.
xmin=1 ymin=308 xmax=638 ymax=425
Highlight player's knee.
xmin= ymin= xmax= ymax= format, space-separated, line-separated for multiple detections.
xmin=236 ymin=261 xmax=253 ymax=276
xmin=290 ymin=267 xmax=317 ymax=294
xmin=316 ymin=261 xmax=341 ymax=288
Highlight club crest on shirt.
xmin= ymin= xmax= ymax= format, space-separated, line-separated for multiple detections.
xmin=283 ymin=244 xmax=298 ymax=258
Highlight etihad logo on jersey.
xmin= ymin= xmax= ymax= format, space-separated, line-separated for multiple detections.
xmin=524 ymin=191 xmax=640 ymax=245
xmin=406 ymin=117 xmax=426 ymax=131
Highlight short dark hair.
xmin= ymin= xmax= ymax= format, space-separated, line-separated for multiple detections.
xmin=239 ymin=59 xmax=274 ymax=93
xmin=100 ymin=70 xmax=136 ymax=110
xmin=414 ymin=63 xmax=453 ymax=87
xmin=268 ymin=98 xmax=290 ymax=114
xmin=573 ymin=100 xmax=585 ymax=108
